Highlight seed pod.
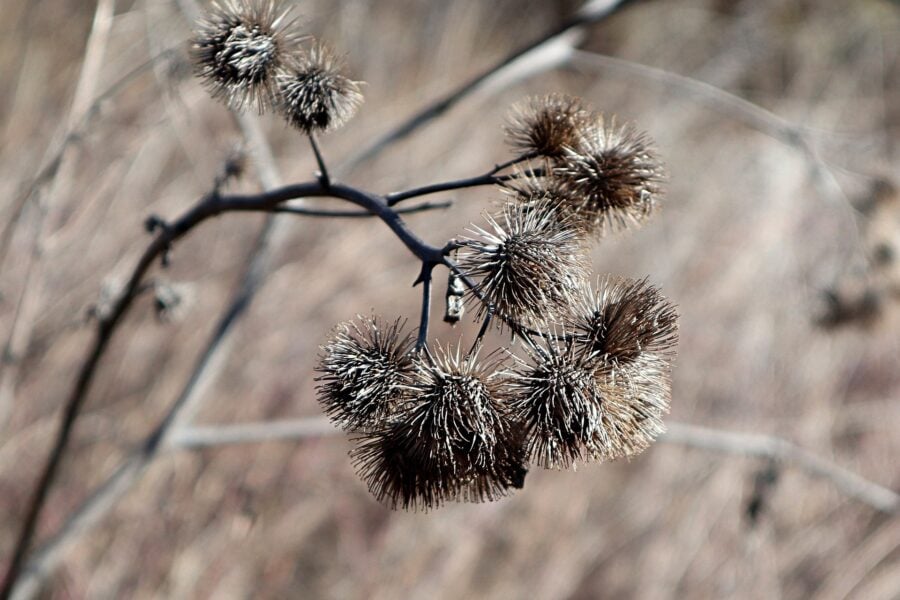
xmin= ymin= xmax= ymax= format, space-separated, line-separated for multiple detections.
xmin=508 ymin=327 xmax=675 ymax=467
xmin=457 ymin=200 xmax=589 ymax=328
xmin=506 ymin=339 xmax=603 ymax=468
xmin=505 ymin=94 xmax=592 ymax=159
xmin=315 ymin=317 xmax=414 ymax=432
xmin=553 ymin=116 xmax=666 ymax=234
xmin=569 ymin=276 xmax=678 ymax=365
xmin=191 ymin=0 xmax=306 ymax=112
xmin=351 ymin=347 xmax=526 ymax=510
xmin=276 ymin=43 xmax=363 ymax=133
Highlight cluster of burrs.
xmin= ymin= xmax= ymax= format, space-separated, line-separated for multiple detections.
xmin=192 ymin=0 xmax=362 ymax=132
xmin=318 ymin=94 xmax=678 ymax=510
xmin=190 ymin=1 xmax=678 ymax=510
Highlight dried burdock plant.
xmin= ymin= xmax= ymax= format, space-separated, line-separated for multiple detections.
xmin=506 ymin=339 xmax=605 ymax=468
xmin=351 ymin=347 xmax=526 ymax=510
xmin=554 ymin=116 xmax=666 ymax=234
xmin=316 ymin=317 xmax=414 ymax=432
xmin=3 ymin=5 xmax=681 ymax=589
xmin=505 ymin=93 xmax=592 ymax=159
xmin=191 ymin=0 xmax=306 ymax=112
xmin=277 ymin=42 xmax=364 ymax=133
xmin=457 ymin=199 xmax=590 ymax=327
xmin=570 ymin=276 xmax=679 ymax=364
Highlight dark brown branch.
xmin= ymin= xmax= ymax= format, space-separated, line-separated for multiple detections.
xmin=415 ymin=262 xmax=436 ymax=351
xmin=385 ymin=168 xmax=544 ymax=206
xmin=386 ymin=173 xmax=501 ymax=205
xmin=307 ymin=133 xmax=330 ymax=188
xmin=272 ymin=199 xmax=451 ymax=217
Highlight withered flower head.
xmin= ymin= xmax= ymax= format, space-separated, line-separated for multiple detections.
xmin=508 ymin=330 xmax=674 ymax=467
xmin=507 ymin=339 xmax=603 ymax=468
xmin=191 ymin=0 xmax=305 ymax=112
xmin=315 ymin=317 xmax=413 ymax=431
xmin=505 ymin=94 xmax=592 ymax=159
xmin=570 ymin=276 xmax=678 ymax=365
xmin=457 ymin=200 xmax=589 ymax=327
xmin=351 ymin=347 xmax=526 ymax=510
xmin=554 ymin=116 xmax=665 ymax=234
xmin=593 ymin=353 xmax=672 ymax=459
xmin=277 ymin=43 xmax=364 ymax=133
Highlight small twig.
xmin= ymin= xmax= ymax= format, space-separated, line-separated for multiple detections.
xmin=489 ymin=152 xmax=539 ymax=175
xmin=661 ymin=421 xmax=900 ymax=515
xmin=386 ymin=173 xmax=500 ymax=205
xmin=272 ymin=199 xmax=451 ymax=218
xmin=414 ymin=262 xmax=436 ymax=351
xmin=569 ymin=49 xmax=824 ymax=150
xmin=308 ymin=133 xmax=330 ymax=188
xmin=385 ymin=169 xmax=543 ymax=206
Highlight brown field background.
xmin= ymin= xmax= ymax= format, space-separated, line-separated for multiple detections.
xmin=2 ymin=0 xmax=900 ymax=598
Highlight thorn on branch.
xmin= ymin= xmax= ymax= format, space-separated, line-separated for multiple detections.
xmin=144 ymin=214 xmax=174 ymax=267
xmin=213 ymin=145 xmax=248 ymax=191
xmin=415 ymin=262 xmax=436 ymax=351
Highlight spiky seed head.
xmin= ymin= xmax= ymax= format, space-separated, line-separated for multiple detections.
xmin=350 ymin=347 xmax=526 ymax=510
xmin=508 ymin=328 xmax=675 ymax=467
xmin=553 ymin=116 xmax=666 ymax=234
xmin=570 ymin=276 xmax=678 ymax=365
xmin=506 ymin=340 xmax=603 ymax=468
xmin=592 ymin=353 xmax=672 ymax=459
xmin=566 ymin=277 xmax=677 ymax=460
xmin=191 ymin=0 xmax=306 ymax=112
xmin=315 ymin=317 xmax=414 ymax=432
xmin=502 ymin=171 xmax=570 ymax=211
xmin=276 ymin=43 xmax=363 ymax=133
xmin=505 ymin=94 xmax=592 ymax=159
xmin=457 ymin=200 xmax=589 ymax=327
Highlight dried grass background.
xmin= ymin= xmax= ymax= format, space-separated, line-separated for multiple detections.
xmin=2 ymin=0 xmax=900 ymax=598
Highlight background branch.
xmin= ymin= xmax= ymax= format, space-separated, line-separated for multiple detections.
xmin=661 ymin=422 xmax=900 ymax=515
xmin=170 ymin=418 xmax=897 ymax=515
xmin=98 ymin=416 xmax=899 ymax=517
xmin=569 ymin=49 xmax=852 ymax=208
xmin=338 ymin=0 xmax=639 ymax=174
